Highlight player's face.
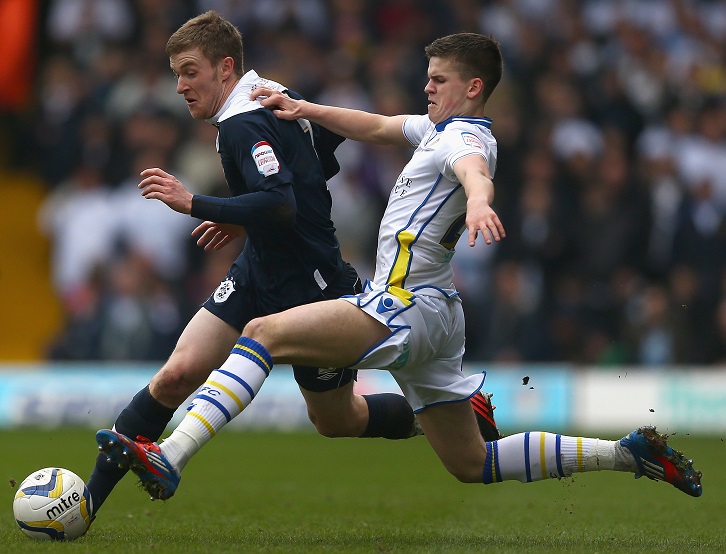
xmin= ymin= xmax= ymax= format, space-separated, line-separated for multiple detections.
xmin=424 ymin=57 xmax=475 ymax=124
xmin=170 ymin=48 xmax=228 ymax=120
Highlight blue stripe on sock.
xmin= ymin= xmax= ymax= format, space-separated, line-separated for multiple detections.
xmin=194 ymin=394 xmax=232 ymax=422
xmin=524 ymin=432 xmax=532 ymax=483
xmin=232 ymin=337 xmax=273 ymax=375
xmin=217 ymin=369 xmax=256 ymax=401
xmin=482 ymin=441 xmax=494 ymax=484
xmin=555 ymin=434 xmax=564 ymax=477
xmin=492 ymin=440 xmax=501 ymax=482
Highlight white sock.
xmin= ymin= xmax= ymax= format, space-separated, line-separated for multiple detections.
xmin=483 ymin=432 xmax=635 ymax=484
xmin=160 ymin=337 xmax=273 ymax=472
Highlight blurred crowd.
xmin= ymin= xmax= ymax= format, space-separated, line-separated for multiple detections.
xmin=5 ymin=0 xmax=726 ymax=365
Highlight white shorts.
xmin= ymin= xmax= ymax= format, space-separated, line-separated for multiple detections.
xmin=340 ymin=282 xmax=485 ymax=412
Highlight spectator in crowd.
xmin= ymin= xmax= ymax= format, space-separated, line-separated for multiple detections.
xmin=21 ymin=0 xmax=726 ymax=365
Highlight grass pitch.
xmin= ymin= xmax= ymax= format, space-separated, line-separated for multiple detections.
xmin=1 ymin=428 xmax=723 ymax=553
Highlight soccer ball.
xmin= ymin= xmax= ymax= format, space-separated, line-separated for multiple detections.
xmin=13 ymin=467 xmax=92 ymax=541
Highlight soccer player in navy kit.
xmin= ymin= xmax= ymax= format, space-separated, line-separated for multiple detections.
xmin=99 ymin=31 xmax=702 ymax=502
xmin=87 ymin=12 xmax=500 ymax=518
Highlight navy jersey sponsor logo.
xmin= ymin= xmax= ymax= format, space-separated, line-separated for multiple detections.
xmin=251 ymin=141 xmax=280 ymax=176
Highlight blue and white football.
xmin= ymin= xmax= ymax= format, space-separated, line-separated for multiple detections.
xmin=13 ymin=467 xmax=92 ymax=541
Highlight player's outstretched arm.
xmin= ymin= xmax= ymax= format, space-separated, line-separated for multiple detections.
xmin=251 ymin=86 xmax=410 ymax=147
xmin=454 ymin=154 xmax=505 ymax=247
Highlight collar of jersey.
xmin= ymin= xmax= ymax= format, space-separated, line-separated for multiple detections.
xmin=206 ymin=70 xmax=287 ymax=127
xmin=434 ymin=116 xmax=492 ymax=132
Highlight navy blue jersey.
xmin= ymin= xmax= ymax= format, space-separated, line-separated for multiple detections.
xmin=191 ymin=74 xmax=347 ymax=311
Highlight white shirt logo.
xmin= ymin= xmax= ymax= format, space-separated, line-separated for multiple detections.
xmin=461 ymin=132 xmax=484 ymax=150
xmin=213 ymin=278 xmax=236 ymax=303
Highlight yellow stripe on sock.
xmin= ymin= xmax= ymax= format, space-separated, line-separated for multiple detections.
xmin=207 ymin=380 xmax=244 ymax=412
xmin=577 ymin=437 xmax=583 ymax=472
xmin=232 ymin=344 xmax=272 ymax=372
xmin=188 ymin=411 xmax=217 ymax=437
xmin=540 ymin=432 xmax=548 ymax=480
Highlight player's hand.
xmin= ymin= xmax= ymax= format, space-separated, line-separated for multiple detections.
xmin=192 ymin=221 xmax=246 ymax=251
xmin=466 ymin=197 xmax=505 ymax=247
xmin=138 ymin=168 xmax=194 ymax=214
xmin=250 ymin=87 xmax=304 ymax=120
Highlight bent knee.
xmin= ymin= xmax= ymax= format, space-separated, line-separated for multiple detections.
xmin=242 ymin=317 xmax=269 ymax=343
xmin=313 ymin=423 xmax=350 ymax=439
xmin=443 ymin=461 xmax=485 ymax=484
xmin=307 ymin=412 xmax=359 ymax=439
xmin=151 ymin=360 xmax=207 ymax=406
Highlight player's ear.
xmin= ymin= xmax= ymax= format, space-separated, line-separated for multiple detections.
xmin=220 ymin=56 xmax=235 ymax=80
xmin=467 ymin=77 xmax=484 ymax=100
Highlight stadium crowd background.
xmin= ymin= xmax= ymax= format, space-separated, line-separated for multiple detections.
xmin=2 ymin=0 xmax=725 ymax=366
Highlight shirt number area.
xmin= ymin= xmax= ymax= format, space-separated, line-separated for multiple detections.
xmin=251 ymin=141 xmax=280 ymax=177
xmin=440 ymin=213 xmax=466 ymax=251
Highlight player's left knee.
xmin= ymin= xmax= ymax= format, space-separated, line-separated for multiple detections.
xmin=242 ymin=317 xmax=266 ymax=342
xmin=307 ymin=412 xmax=357 ymax=438
xmin=443 ymin=461 xmax=484 ymax=483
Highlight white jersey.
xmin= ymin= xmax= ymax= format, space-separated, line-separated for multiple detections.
xmin=370 ymin=114 xmax=497 ymax=294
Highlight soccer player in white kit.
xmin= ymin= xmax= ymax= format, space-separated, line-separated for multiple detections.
xmin=98 ymin=33 xmax=702 ymax=501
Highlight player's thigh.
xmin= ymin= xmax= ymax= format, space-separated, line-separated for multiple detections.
xmin=415 ymin=401 xmax=487 ymax=483
xmin=246 ymin=299 xmax=389 ymax=368
xmin=151 ymin=308 xmax=241 ymax=400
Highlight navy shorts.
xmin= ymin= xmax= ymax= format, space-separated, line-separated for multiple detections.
xmin=203 ymin=261 xmax=361 ymax=392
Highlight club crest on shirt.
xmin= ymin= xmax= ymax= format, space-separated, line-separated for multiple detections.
xmin=461 ymin=132 xmax=484 ymax=150
xmin=251 ymin=141 xmax=280 ymax=176
xmin=213 ymin=278 xmax=236 ymax=303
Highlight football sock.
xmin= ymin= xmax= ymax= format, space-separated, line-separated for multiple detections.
xmin=360 ymin=393 xmax=416 ymax=439
xmin=160 ymin=337 xmax=272 ymax=472
xmin=482 ymin=432 xmax=637 ymax=484
xmin=87 ymin=385 xmax=175 ymax=513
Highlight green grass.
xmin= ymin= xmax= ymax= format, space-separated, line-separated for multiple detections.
xmin=1 ymin=429 xmax=723 ymax=553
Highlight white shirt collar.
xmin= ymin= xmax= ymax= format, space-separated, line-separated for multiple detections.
xmin=206 ymin=70 xmax=287 ymax=126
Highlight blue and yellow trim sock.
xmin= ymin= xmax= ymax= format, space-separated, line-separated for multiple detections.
xmin=160 ymin=337 xmax=273 ymax=472
xmin=482 ymin=432 xmax=618 ymax=484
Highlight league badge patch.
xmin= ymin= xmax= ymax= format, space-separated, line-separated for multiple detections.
xmin=251 ymin=141 xmax=280 ymax=176
xmin=461 ymin=131 xmax=484 ymax=150
xmin=213 ymin=278 xmax=236 ymax=303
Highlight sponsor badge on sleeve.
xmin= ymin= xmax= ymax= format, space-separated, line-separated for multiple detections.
xmin=461 ymin=132 xmax=484 ymax=150
xmin=251 ymin=141 xmax=280 ymax=176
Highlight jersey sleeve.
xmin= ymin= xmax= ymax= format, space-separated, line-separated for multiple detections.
xmin=191 ymin=113 xmax=297 ymax=227
xmin=434 ymin=126 xmax=493 ymax=182
xmin=401 ymin=114 xmax=432 ymax=147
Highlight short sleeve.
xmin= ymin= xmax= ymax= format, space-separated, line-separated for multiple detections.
xmin=402 ymin=115 xmax=433 ymax=147
xmin=434 ymin=127 xmax=493 ymax=181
